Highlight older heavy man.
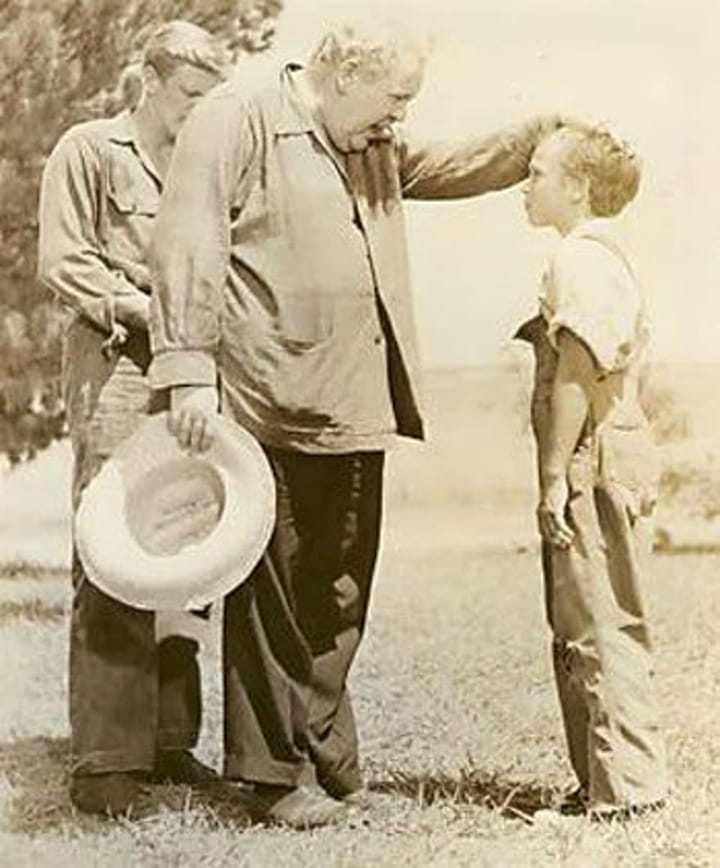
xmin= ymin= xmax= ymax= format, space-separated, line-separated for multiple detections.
xmin=38 ymin=21 xmax=226 ymax=816
xmin=149 ymin=20 xmax=561 ymax=827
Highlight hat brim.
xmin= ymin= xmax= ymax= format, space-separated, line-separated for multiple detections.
xmin=75 ymin=412 xmax=275 ymax=610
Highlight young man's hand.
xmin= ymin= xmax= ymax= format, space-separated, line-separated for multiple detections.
xmin=537 ymin=475 xmax=574 ymax=548
xmin=169 ymin=385 xmax=219 ymax=453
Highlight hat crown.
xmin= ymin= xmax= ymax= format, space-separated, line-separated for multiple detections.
xmin=126 ymin=457 xmax=225 ymax=556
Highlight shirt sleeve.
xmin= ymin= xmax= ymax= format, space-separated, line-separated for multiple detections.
xmin=398 ymin=115 xmax=562 ymax=199
xmin=37 ymin=128 xmax=147 ymax=333
xmin=148 ymin=91 xmax=257 ymax=390
xmin=545 ymin=237 xmax=641 ymax=373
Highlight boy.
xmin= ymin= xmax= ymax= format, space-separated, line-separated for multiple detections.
xmin=517 ymin=124 xmax=669 ymax=818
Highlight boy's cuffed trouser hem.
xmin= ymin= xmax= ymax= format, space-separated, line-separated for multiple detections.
xmin=223 ymin=754 xmax=308 ymax=787
xmin=71 ymin=748 xmax=155 ymax=778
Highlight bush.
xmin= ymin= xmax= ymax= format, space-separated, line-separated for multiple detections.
xmin=0 ymin=0 xmax=282 ymax=466
xmin=639 ymin=370 xmax=689 ymax=445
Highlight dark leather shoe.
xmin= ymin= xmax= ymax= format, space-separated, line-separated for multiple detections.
xmin=70 ymin=772 xmax=140 ymax=817
xmin=150 ymin=749 xmax=218 ymax=785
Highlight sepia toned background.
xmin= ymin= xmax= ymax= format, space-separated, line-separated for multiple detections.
xmin=0 ymin=1 xmax=718 ymax=865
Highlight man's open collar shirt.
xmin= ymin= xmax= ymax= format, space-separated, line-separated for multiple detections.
xmin=149 ymin=64 xmax=545 ymax=452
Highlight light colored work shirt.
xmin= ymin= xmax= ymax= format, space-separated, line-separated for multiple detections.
xmin=149 ymin=64 xmax=550 ymax=452
xmin=38 ymin=111 xmax=160 ymax=335
xmin=540 ymin=219 xmax=646 ymax=376
xmin=519 ymin=218 xmax=657 ymax=515
xmin=37 ymin=112 xmax=164 ymax=470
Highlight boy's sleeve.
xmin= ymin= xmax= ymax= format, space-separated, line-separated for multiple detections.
xmin=546 ymin=238 xmax=640 ymax=374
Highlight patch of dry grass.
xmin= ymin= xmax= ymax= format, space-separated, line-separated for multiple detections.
xmin=0 ymin=550 xmax=718 ymax=865
xmin=0 ymin=600 xmax=64 ymax=624
xmin=0 ymin=562 xmax=67 ymax=582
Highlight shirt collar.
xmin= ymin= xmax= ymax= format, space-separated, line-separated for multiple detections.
xmin=569 ymin=217 xmax=616 ymax=241
xmin=274 ymin=63 xmax=316 ymax=136
xmin=107 ymin=109 xmax=163 ymax=186
xmin=107 ymin=110 xmax=140 ymax=147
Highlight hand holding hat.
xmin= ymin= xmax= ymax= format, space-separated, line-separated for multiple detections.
xmin=170 ymin=385 xmax=219 ymax=453
xmin=75 ymin=409 xmax=276 ymax=610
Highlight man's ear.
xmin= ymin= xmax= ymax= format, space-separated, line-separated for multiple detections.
xmin=335 ymin=58 xmax=360 ymax=94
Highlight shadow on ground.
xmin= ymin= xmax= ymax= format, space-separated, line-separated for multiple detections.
xmin=0 ymin=736 xmax=253 ymax=834
xmin=372 ymin=768 xmax=556 ymax=822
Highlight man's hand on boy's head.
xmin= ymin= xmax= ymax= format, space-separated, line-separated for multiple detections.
xmin=522 ymin=113 xmax=580 ymax=158
xmin=512 ymin=113 xmax=572 ymax=168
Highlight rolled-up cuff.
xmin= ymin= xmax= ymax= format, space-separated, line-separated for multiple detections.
xmin=78 ymin=294 xmax=116 ymax=334
xmin=149 ymin=349 xmax=217 ymax=389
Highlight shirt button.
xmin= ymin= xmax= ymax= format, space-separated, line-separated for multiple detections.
xmin=374 ymin=335 xmax=384 ymax=346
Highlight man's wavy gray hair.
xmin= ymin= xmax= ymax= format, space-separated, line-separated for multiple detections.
xmin=308 ymin=18 xmax=431 ymax=80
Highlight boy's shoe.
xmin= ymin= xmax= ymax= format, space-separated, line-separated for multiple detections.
xmin=150 ymin=749 xmax=218 ymax=786
xmin=70 ymin=771 xmax=141 ymax=817
xmin=590 ymin=798 xmax=667 ymax=823
xmin=557 ymin=785 xmax=589 ymax=816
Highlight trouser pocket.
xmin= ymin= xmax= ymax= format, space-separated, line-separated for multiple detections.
xmin=597 ymin=423 xmax=659 ymax=518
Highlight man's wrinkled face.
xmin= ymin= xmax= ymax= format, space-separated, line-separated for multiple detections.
xmin=523 ymin=133 xmax=581 ymax=232
xmin=323 ymin=54 xmax=424 ymax=152
xmin=149 ymin=63 xmax=220 ymax=141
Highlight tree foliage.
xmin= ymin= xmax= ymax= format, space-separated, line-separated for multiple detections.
xmin=0 ymin=0 xmax=282 ymax=466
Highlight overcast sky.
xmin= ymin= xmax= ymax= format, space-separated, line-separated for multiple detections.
xmin=248 ymin=0 xmax=717 ymax=367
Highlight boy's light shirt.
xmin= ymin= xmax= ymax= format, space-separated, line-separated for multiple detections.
xmin=539 ymin=217 xmax=645 ymax=374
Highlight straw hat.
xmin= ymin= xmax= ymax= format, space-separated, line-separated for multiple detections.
xmin=75 ymin=412 xmax=275 ymax=610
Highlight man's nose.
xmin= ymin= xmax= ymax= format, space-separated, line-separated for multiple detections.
xmin=389 ymin=105 xmax=407 ymax=123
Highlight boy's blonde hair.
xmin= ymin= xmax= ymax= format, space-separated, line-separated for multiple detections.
xmin=557 ymin=125 xmax=641 ymax=217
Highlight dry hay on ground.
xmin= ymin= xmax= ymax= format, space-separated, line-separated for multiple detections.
xmin=0 ymin=549 xmax=719 ymax=866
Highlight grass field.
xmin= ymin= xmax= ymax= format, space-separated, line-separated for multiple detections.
xmin=1 ymin=364 xmax=719 ymax=866
xmin=1 ymin=549 xmax=719 ymax=866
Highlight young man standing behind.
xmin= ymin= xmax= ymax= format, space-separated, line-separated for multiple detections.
xmin=38 ymin=21 xmax=226 ymax=817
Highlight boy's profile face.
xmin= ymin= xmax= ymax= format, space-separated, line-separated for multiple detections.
xmin=523 ymin=132 xmax=585 ymax=234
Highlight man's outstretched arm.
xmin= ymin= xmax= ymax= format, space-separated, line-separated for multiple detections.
xmin=399 ymin=115 xmax=564 ymax=199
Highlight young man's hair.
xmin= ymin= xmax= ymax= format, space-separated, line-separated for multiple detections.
xmin=142 ymin=20 xmax=227 ymax=80
xmin=558 ymin=125 xmax=641 ymax=217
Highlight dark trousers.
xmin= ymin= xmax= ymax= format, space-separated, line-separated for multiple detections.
xmin=541 ymin=478 xmax=668 ymax=810
xmin=223 ymin=448 xmax=384 ymax=794
xmin=70 ymin=553 xmax=202 ymax=775
xmin=67 ymin=347 xmax=201 ymax=776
